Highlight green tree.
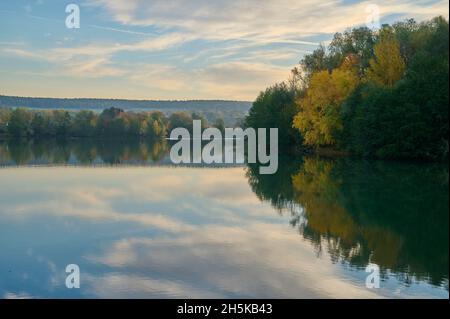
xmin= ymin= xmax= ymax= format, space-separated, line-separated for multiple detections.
xmin=71 ymin=110 xmax=97 ymax=137
xmin=97 ymin=107 xmax=127 ymax=136
xmin=31 ymin=112 xmax=51 ymax=137
xmin=328 ymin=27 xmax=376 ymax=73
xmin=168 ymin=112 xmax=193 ymax=132
xmin=52 ymin=110 xmax=72 ymax=136
xmin=128 ymin=112 xmax=148 ymax=137
xmin=8 ymin=108 xmax=32 ymax=137
xmin=246 ymin=83 xmax=302 ymax=147
xmin=342 ymin=16 xmax=448 ymax=160
xmin=301 ymin=44 xmax=329 ymax=77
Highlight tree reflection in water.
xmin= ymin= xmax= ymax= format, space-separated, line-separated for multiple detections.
xmin=0 ymin=138 xmax=170 ymax=165
xmin=0 ymin=139 xmax=448 ymax=290
xmin=246 ymin=156 xmax=449 ymax=289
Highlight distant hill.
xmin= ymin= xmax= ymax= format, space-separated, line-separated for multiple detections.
xmin=0 ymin=95 xmax=252 ymax=112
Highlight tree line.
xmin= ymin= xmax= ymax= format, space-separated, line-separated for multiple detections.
xmin=245 ymin=16 xmax=449 ymax=160
xmin=0 ymin=107 xmax=225 ymax=139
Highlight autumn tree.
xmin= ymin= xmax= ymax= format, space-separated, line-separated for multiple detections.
xmin=128 ymin=112 xmax=148 ymax=137
xmin=0 ymin=108 xmax=11 ymax=135
xmin=366 ymin=28 xmax=406 ymax=87
xmin=293 ymin=56 xmax=360 ymax=147
xmin=149 ymin=111 xmax=168 ymax=138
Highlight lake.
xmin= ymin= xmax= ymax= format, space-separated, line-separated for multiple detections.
xmin=0 ymin=139 xmax=448 ymax=298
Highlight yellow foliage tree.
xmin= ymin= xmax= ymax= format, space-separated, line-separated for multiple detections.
xmin=366 ymin=29 xmax=406 ymax=87
xmin=293 ymin=56 xmax=360 ymax=146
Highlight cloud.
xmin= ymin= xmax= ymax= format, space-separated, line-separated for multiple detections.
xmin=82 ymin=272 xmax=225 ymax=298
xmin=123 ymin=61 xmax=290 ymax=100
xmin=1 ymin=33 xmax=196 ymax=79
xmin=1 ymin=48 xmax=42 ymax=59
xmin=1 ymin=1 xmax=448 ymax=99
xmin=85 ymin=223 xmax=383 ymax=298
xmin=1 ymin=166 xmax=446 ymax=298
xmin=3 ymin=292 xmax=35 ymax=299
xmin=0 ymin=171 xmax=196 ymax=232
xmin=86 ymin=0 xmax=449 ymax=42
xmin=0 ymin=167 xmax=280 ymax=229
xmin=64 ymin=57 xmax=126 ymax=78
xmin=54 ymin=33 xmax=193 ymax=59
xmin=5 ymin=193 xmax=195 ymax=233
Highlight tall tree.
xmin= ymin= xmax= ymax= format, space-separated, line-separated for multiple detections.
xmin=246 ymin=83 xmax=301 ymax=146
xmin=366 ymin=28 xmax=406 ymax=87
xmin=293 ymin=57 xmax=360 ymax=146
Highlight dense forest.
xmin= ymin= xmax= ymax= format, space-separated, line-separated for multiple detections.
xmin=0 ymin=107 xmax=225 ymax=139
xmin=246 ymin=16 xmax=449 ymax=160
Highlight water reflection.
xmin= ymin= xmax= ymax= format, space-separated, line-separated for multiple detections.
xmin=0 ymin=140 xmax=448 ymax=298
xmin=0 ymin=138 xmax=169 ymax=166
xmin=247 ymin=157 xmax=449 ymax=289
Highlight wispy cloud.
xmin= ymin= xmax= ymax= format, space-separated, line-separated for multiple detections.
xmin=0 ymin=0 xmax=448 ymax=99
xmin=86 ymin=0 xmax=449 ymax=42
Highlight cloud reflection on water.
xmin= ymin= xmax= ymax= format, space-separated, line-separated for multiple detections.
xmin=0 ymin=166 xmax=448 ymax=298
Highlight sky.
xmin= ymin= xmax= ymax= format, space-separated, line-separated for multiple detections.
xmin=0 ymin=0 xmax=448 ymax=101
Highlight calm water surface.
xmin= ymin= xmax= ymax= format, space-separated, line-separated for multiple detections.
xmin=0 ymin=139 xmax=448 ymax=298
